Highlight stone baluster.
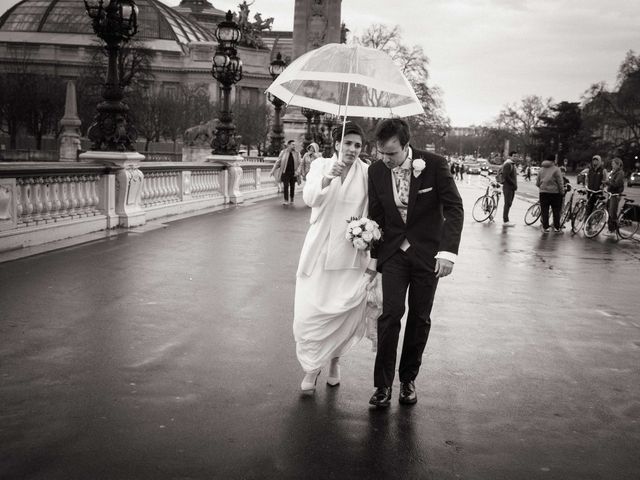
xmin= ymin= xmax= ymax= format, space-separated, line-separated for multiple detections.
xmin=91 ymin=175 xmax=100 ymax=214
xmin=42 ymin=177 xmax=54 ymax=222
xmin=77 ymin=175 xmax=88 ymax=216
xmin=51 ymin=177 xmax=62 ymax=220
xmin=15 ymin=180 xmax=23 ymax=220
xmin=31 ymin=178 xmax=44 ymax=222
xmin=68 ymin=177 xmax=79 ymax=217
xmin=60 ymin=177 xmax=71 ymax=218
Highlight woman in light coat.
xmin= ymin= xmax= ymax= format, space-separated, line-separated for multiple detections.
xmin=294 ymin=122 xmax=374 ymax=393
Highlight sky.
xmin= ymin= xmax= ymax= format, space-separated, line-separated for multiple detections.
xmin=0 ymin=0 xmax=637 ymax=126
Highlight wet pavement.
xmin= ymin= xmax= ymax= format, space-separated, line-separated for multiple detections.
xmin=1 ymin=177 xmax=639 ymax=480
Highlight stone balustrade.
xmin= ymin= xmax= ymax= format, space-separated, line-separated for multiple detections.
xmin=0 ymin=158 xmax=278 ymax=253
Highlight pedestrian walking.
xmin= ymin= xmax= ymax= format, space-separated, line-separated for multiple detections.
xmin=293 ymin=122 xmax=373 ymax=393
xmin=300 ymin=142 xmax=321 ymax=182
xmin=270 ymin=140 xmax=301 ymax=205
xmin=536 ymin=155 xmax=565 ymax=233
xmin=367 ymin=118 xmax=464 ymax=407
xmin=500 ymin=151 xmax=518 ymax=225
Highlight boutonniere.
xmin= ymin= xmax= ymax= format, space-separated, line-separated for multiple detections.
xmin=412 ymin=158 xmax=426 ymax=178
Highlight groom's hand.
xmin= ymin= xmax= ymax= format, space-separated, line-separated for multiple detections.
xmin=434 ymin=258 xmax=453 ymax=278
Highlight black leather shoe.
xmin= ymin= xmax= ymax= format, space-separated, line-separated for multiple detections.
xmin=369 ymin=387 xmax=392 ymax=407
xmin=399 ymin=381 xmax=417 ymax=405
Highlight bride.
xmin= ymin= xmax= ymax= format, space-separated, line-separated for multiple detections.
xmin=293 ymin=122 xmax=376 ymax=393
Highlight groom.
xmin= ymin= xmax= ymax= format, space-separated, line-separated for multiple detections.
xmin=367 ymin=118 xmax=464 ymax=407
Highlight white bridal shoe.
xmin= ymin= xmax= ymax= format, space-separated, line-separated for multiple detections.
xmin=326 ymin=358 xmax=341 ymax=387
xmin=300 ymin=369 xmax=321 ymax=393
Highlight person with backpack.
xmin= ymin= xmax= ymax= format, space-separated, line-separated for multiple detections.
xmin=536 ymin=155 xmax=565 ymax=233
xmin=498 ymin=151 xmax=518 ymax=225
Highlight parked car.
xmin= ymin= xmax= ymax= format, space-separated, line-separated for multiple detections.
xmin=464 ymin=162 xmax=482 ymax=174
xmin=628 ymin=170 xmax=640 ymax=187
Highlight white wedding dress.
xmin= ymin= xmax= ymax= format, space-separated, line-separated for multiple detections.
xmin=293 ymin=156 xmax=371 ymax=373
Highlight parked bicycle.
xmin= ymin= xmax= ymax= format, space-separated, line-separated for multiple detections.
xmin=571 ymin=188 xmax=602 ymax=234
xmin=584 ymin=192 xmax=639 ymax=239
xmin=524 ymin=183 xmax=574 ymax=227
xmin=472 ymin=173 xmax=502 ymax=223
xmin=524 ymin=201 xmax=541 ymax=225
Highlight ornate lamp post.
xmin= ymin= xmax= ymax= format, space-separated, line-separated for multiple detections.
xmin=267 ymin=52 xmax=286 ymax=156
xmin=83 ymin=0 xmax=139 ymax=151
xmin=301 ymin=107 xmax=317 ymax=151
xmin=322 ymin=113 xmax=336 ymax=157
xmin=211 ymin=10 xmax=243 ymax=155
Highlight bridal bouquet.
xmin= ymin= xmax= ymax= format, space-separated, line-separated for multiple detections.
xmin=345 ymin=216 xmax=382 ymax=251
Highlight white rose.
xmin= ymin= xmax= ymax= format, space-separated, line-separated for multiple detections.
xmin=362 ymin=231 xmax=373 ymax=242
xmin=413 ymin=158 xmax=426 ymax=171
xmin=348 ymin=220 xmax=359 ymax=230
xmin=364 ymin=220 xmax=374 ymax=231
xmin=353 ymin=238 xmax=368 ymax=250
xmin=373 ymin=229 xmax=382 ymax=240
xmin=352 ymin=226 xmax=362 ymax=236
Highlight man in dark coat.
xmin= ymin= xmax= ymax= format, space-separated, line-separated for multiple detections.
xmin=367 ymin=118 xmax=464 ymax=407
xmin=501 ymin=151 xmax=518 ymax=225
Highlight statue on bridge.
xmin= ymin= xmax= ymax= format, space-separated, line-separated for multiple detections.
xmin=183 ymin=119 xmax=218 ymax=147
xmin=234 ymin=1 xmax=274 ymax=49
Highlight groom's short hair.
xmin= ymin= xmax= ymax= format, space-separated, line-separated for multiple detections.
xmin=375 ymin=118 xmax=411 ymax=147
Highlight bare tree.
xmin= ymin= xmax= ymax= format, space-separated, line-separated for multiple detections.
xmin=354 ymin=24 xmax=449 ymax=150
xmin=496 ymin=95 xmax=552 ymax=159
xmin=235 ymin=102 xmax=270 ymax=155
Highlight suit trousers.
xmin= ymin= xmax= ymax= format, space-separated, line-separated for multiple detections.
xmin=374 ymin=248 xmax=438 ymax=387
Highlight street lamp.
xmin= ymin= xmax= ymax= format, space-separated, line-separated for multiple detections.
xmin=322 ymin=113 xmax=336 ymax=157
xmin=83 ymin=0 xmax=139 ymax=151
xmin=301 ymin=107 xmax=317 ymax=151
xmin=267 ymin=52 xmax=286 ymax=156
xmin=211 ymin=10 xmax=242 ymax=155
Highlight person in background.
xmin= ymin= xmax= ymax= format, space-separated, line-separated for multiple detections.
xmin=501 ymin=151 xmax=518 ymax=225
xmin=605 ymin=156 xmax=625 ymax=234
xmin=299 ymin=142 xmax=322 ymax=182
xmin=536 ymin=155 xmax=565 ymax=233
xmin=585 ymin=155 xmax=606 ymax=217
xmin=270 ymin=140 xmax=301 ymax=206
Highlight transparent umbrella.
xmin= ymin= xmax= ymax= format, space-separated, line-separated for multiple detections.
xmin=266 ymin=43 xmax=424 ymax=119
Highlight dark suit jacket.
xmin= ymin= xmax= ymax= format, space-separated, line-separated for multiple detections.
xmin=368 ymin=148 xmax=464 ymax=273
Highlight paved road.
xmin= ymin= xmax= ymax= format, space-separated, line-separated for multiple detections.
xmin=1 ymin=179 xmax=639 ymax=479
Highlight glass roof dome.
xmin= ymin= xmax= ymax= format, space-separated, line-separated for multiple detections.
xmin=0 ymin=0 xmax=216 ymax=45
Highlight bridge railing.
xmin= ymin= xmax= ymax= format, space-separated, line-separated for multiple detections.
xmin=0 ymin=158 xmax=279 ymax=253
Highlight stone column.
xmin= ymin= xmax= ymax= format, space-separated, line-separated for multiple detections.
xmin=293 ymin=0 xmax=342 ymax=59
xmin=59 ymin=81 xmax=82 ymax=162
xmin=79 ymin=151 xmax=146 ymax=227
xmin=207 ymin=154 xmax=244 ymax=204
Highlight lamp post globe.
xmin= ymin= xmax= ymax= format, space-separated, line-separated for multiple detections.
xmin=211 ymin=10 xmax=242 ymax=155
xmin=268 ymin=52 xmax=286 ymax=156
xmin=83 ymin=0 xmax=139 ymax=151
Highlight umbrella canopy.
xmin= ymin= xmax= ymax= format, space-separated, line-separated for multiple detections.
xmin=266 ymin=43 xmax=424 ymax=119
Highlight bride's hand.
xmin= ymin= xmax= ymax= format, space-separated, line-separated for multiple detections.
xmin=327 ymin=160 xmax=344 ymax=178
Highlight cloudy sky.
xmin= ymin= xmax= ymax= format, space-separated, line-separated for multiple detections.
xmin=0 ymin=0 xmax=636 ymax=126
xmin=165 ymin=0 xmax=638 ymax=126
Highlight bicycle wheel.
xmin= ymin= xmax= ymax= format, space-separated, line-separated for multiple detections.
xmin=524 ymin=202 xmax=541 ymax=225
xmin=617 ymin=207 xmax=640 ymax=239
xmin=472 ymin=195 xmax=495 ymax=223
xmin=560 ymin=200 xmax=571 ymax=226
xmin=571 ymin=201 xmax=586 ymax=234
xmin=584 ymin=209 xmax=607 ymax=238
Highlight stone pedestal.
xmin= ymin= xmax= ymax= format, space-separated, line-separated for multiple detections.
xmin=207 ymin=154 xmax=244 ymax=204
xmin=79 ymin=151 xmax=146 ymax=228
xmin=182 ymin=146 xmax=211 ymax=163
xmin=293 ymin=0 xmax=342 ymax=60
xmin=59 ymin=81 xmax=82 ymax=162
